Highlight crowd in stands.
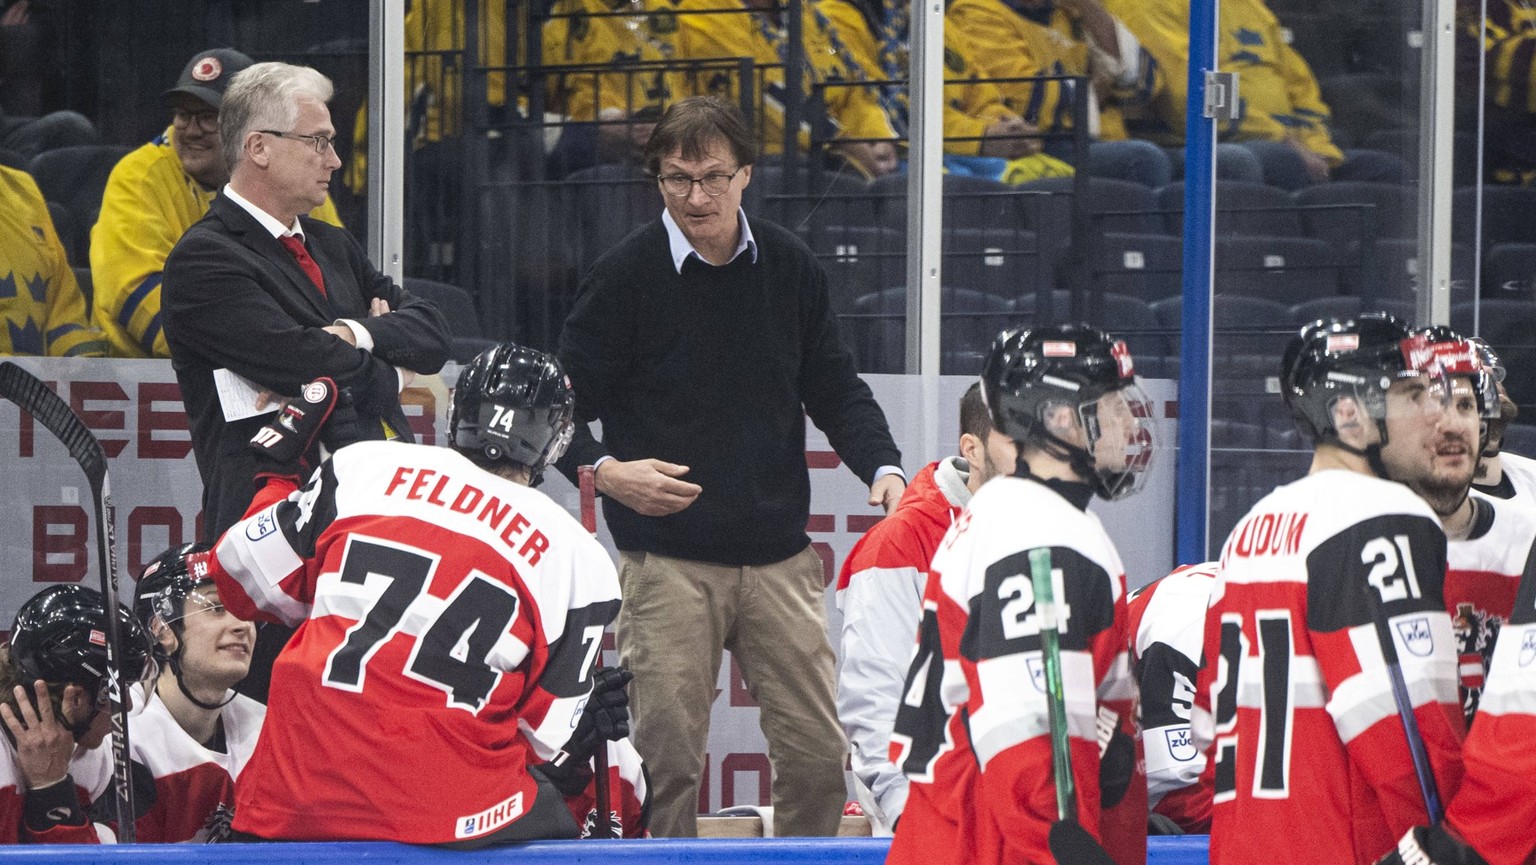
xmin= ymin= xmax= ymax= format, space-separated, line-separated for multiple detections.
xmin=1 ymin=0 xmax=1535 ymax=410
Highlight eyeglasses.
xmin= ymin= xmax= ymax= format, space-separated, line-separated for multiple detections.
xmin=259 ymin=129 xmax=338 ymax=155
xmin=172 ymin=108 xmax=219 ymax=133
xmin=656 ymin=167 xmax=741 ymax=197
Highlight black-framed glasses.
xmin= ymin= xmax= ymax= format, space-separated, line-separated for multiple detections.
xmin=259 ymin=129 xmax=337 ymax=155
xmin=172 ymin=108 xmax=219 ymax=133
xmin=656 ymin=167 xmax=741 ymax=197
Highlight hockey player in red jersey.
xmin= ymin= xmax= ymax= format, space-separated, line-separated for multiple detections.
xmin=837 ymin=382 xmax=1016 ymax=835
xmin=1471 ymin=340 xmax=1536 ymax=504
xmin=122 ymin=543 xmax=264 ymax=842
xmin=204 ymin=343 xmax=626 ymax=845
xmin=1127 ymin=562 xmax=1219 ymax=834
xmin=888 ymin=323 xmax=1153 ymax=865
xmin=1196 ymin=313 xmax=1466 ymax=865
xmin=0 ymin=585 xmax=154 ymax=843
xmin=1371 ymin=348 xmax=1536 ymax=865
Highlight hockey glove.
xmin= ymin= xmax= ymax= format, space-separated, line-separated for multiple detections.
xmin=1376 ymin=826 xmax=1490 ymax=865
xmin=249 ymin=377 xmax=337 ymax=484
xmin=561 ymin=666 xmax=634 ymax=766
xmin=1098 ymin=726 xmax=1136 ymax=809
xmin=319 ymin=386 xmax=371 ymax=454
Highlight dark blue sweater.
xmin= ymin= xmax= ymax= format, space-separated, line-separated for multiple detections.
xmin=556 ymin=217 xmax=901 ymax=566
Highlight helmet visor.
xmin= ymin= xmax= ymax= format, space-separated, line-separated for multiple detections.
xmin=1082 ymin=383 xmax=1157 ymax=500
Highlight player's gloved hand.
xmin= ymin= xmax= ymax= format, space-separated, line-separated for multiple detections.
xmin=249 ymin=377 xmax=337 ymax=484
xmin=1098 ymin=724 xmax=1136 ymax=808
xmin=319 ymin=386 xmax=371 ymax=454
xmin=1376 ymin=826 xmax=1490 ymax=865
xmin=565 ymin=666 xmax=634 ymax=763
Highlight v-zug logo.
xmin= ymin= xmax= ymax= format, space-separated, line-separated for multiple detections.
xmin=1396 ymin=616 xmax=1434 ymax=657
xmin=1520 ymin=628 xmax=1536 ymax=668
xmin=246 ymin=510 xmax=279 ymax=541
xmin=1164 ymin=726 xmax=1197 ymax=762
xmin=1026 ymin=655 xmax=1045 ymax=692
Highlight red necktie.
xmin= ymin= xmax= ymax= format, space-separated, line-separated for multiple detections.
xmin=280 ymin=234 xmax=327 ymax=298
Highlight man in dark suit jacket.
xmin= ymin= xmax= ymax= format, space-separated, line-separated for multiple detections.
xmin=162 ymin=61 xmax=449 ymax=541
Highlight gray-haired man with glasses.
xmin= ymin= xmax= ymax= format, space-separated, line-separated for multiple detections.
xmin=92 ymin=48 xmax=346 ymax=359
xmin=161 ymin=61 xmax=450 ymax=700
xmin=557 ymin=96 xmax=906 ymax=838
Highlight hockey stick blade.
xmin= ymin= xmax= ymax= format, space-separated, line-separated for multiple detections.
xmin=1048 ymin=820 xmax=1118 ymax=865
xmin=0 ymin=362 xmax=138 ymax=841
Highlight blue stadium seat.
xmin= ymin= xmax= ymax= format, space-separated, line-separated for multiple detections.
xmin=1214 ymin=236 xmax=1344 ymax=302
xmin=942 ymin=227 xmax=1045 ymax=301
xmin=1296 ymin=181 xmax=1417 ymax=244
xmin=811 ymin=225 xmax=904 ymax=312
xmin=1483 ymin=243 xmax=1536 ymax=298
xmin=843 ymin=286 xmax=1016 ymax=374
xmin=1091 ymin=233 xmax=1183 ymax=302
xmin=871 ymin=174 xmax=1026 ymax=234
xmin=1453 ymin=186 xmax=1536 ymax=250
xmin=1341 ymin=239 xmax=1476 ymax=303
xmin=1289 ymin=296 xmax=1363 ymax=325
xmin=402 ymin=278 xmax=496 ymax=363
xmin=1156 ymin=180 xmax=1303 ymax=237
xmin=1015 ymin=176 xmax=1163 ymax=235
xmin=1453 ymin=299 xmax=1536 ymax=415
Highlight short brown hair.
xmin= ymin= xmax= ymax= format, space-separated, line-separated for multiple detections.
xmin=959 ymin=382 xmax=992 ymax=441
xmin=644 ymin=96 xmax=756 ymax=176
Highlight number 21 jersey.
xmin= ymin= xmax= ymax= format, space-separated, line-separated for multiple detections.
xmin=1195 ymin=469 xmax=1464 ymax=865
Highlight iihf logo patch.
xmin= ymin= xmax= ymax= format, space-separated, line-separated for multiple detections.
xmin=1396 ymin=617 xmax=1434 ymax=657
xmin=1519 ymin=628 xmax=1536 ymax=668
xmin=1164 ymin=726 xmax=1196 ymax=762
xmin=1026 ymin=655 xmax=1045 ymax=692
xmin=246 ymin=510 xmax=278 ymax=541
xmin=303 ymin=381 xmax=329 ymax=403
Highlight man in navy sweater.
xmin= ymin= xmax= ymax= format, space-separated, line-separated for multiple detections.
xmin=557 ymin=96 xmax=905 ymax=838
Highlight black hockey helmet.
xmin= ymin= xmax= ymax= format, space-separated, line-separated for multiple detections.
xmin=8 ymin=584 xmax=154 ymax=699
xmin=133 ymin=542 xmax=213 ymax=640
xmin=449 ymin=342 xmax=575 ymax=484
xmin=1282 ymin=312 xmax=1449 ymax=453
xmin=980 ymin=323 xmax=1156 ymax=500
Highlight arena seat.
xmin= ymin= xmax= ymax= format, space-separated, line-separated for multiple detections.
xmin=402 ymin=278 xmax=496 ymax=363
xmin=1214 ymin=235 xmax=1344 ymax=302
xmin=844 ymin=286 xmax=1015 ymax=374
xmin=1091 ymin=232 xmax=1183 ymax=303
xmin=27 ymin=144 xmax=130 ymax=268
xmin=1295 ymin=181 xmax=1417 ymax=245
xmin=1157 ymin=180 xmax=1302 ymax=238
xmin=1016 ymin=176 xmax=1163 ymax=236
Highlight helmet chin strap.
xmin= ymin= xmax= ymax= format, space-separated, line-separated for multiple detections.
xmin=169 ymin=655 xmax=237 ymax=711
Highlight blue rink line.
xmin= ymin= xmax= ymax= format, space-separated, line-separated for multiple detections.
xmin=0 ymin=836 xmax=1212 ymax=864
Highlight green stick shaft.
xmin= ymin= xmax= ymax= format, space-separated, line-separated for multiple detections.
xmin=1028 ymin=547 xmax=1075 ymax=823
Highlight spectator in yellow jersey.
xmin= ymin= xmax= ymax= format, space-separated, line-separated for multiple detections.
xmin=0 ymin=163 xmax=103 ymax=357
xmin=542 ymin=0 xmax=678 ymax=173
xmin=91 ymin=48 xmax=344 ymax=359
xmin=1123 ymin=0 xmax=1406 ymax=189
xmin=668 ymin=0 xmax=901 ymax=177
xmin=818 ymin=0 xmax=1041 ymax=159
xmin=1456 ymin=0 xmax=1536 ymax=185
xmin=947 ymin=0 xmax=1173 ymax=186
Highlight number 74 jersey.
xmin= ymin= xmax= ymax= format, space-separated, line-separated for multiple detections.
xmin=202 ymin=440 xmax=621 ymax=844
xmin=1194 ymin=469 xmax=1465 ymax=865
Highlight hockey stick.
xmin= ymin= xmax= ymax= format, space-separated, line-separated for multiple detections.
xmin=1027 ymin=548 xmax=1115 ymax=865
xmin=578 ymin=464 xmax=614 ymax=839
xmin=0 ymin=363 xmax=137 ymax=841
xmin=1364 ymin=586 xmax=1444 ymax=824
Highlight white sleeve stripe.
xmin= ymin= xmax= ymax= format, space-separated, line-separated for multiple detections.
xmin=969 ymin=651 xmax=1099 ymax=768
xmin=216 ymin=512 xmax=310 ymax=627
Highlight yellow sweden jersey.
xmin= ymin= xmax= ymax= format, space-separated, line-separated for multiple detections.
xmin=544 ymin=0 xmax=676 ymax=121
xmin=90 ymin=128 xmax=343 ymax=358
xmin=0 ymin=165 xmax=104 ymax=357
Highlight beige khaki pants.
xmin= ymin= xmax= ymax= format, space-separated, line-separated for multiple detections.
xmin=616 ymin=547 xmax=847 ymax=837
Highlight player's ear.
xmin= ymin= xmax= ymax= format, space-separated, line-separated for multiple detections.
xmin=152 ymin=617 xmax=179 ymax=655
xmin=958 ymin=432 xmax=983 ymax=467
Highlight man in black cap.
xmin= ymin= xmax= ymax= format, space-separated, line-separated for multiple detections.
xmin=89 ymin=48 xmax=345 ymax=358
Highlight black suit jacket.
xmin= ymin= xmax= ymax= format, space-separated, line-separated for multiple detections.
xmin=163 ymin=194 xmax=450 ymax=538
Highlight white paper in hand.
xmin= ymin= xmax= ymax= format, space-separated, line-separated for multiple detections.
xmin=214 ymin=368 xmax=280 ymax=422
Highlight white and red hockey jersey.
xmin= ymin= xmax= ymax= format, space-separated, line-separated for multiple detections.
xmin=126 ymin=686 xmax=265 ymax=842
xmin=1443 ymin=557 xmax=1536 ymax=865
xmin=1446 ymin=492 xmax=1536 ymax=725
xmin=1195 ymin=469 xmax=1465 ymax=865
xmin=1128 ymin=562 xmax=1218 ymax=833
xmin=206 ymin=440 xmax=621 ymax=844
xmin=836 ymin=458 xmax=970 ymax=834
xmin=0 ymin=735 xmax=111 ymax=843
xmin=888 ymin=475 xmax=1141 ymax=865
